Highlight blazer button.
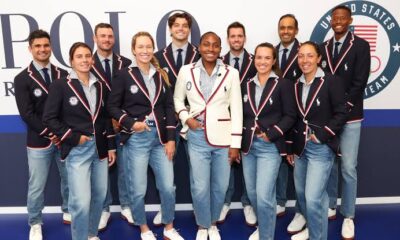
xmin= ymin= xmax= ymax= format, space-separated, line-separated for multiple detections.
xmin=251 ymin=127 xmax=255 ymax=130
xmin=255 ymin=117 xmax=258 ymax=120
xmin=303 ymin=132 xmax=306 ymax=135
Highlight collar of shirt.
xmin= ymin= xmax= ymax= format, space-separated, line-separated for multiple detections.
xmin=279 ymin=40 xmax=295 ymax=53
xmin=69 ymin=70 xmax=98 ymax=88
xmin=195 ymin=58 xmax=225 ymax=76
xmin=333 ymin=31 xmax=349 ymax=53
xmin=97 ymin=52 xmax=113 ymax=63
xmin=32 ymin=61 xmax=52 ymax=78
xmin=299 ymin=67 xmax=325 ymax=85
xmin=172 ymin=42 xmax=188 ymax=62
xmin=229 ymin=50 xmax=244 ymax=62
xmin=130 ymin=58 xmax=157 ymax=79
xmin=253 ymin=71 xmax=279 ymax=87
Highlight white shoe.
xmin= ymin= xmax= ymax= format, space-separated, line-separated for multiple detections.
xmin=341 ymin=218 xmax=355 ymax=239
xmin=287 ymin=213 xmax=306 ymax=234
xmin=328 ymin=208 xmax=337 ymax=220
xmin=121 ymin=208 xmax=134 ymax=224
xmin=217 ymin=204 xmax=230 ymax=223
xmin=29 ymin=224 xmax=42 ymax=240
xmin=243 ymin=205 xmax=257 ymax=226
xmin=195 ymin=229 xmax=208 ymax=240
xmin=98 ymin=211 xmax=111 ymax=231
xmin=208 ymin=226 xmax=221 ymax=240
xmin=141 ymin=230 xmax=156 ymax=240
xmin=276 ymin=205 xmax=286 ymax=217
xmin=153 ymin=210 xmax=162 ymax=226
xmin=291 ymin=228 xmax=309 ymax=240
xmin=248 ymin=228 xmax=259 ymax=240
xmin=63 ymin=212 xmax=72 ymax=224
xmin=88 ymin=237 xmax=100 ymax=240
xmin=164 ymin=228 xmax=184 ymax=240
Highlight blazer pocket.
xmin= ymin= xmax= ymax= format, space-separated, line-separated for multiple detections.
xmin=217 ymin=118 xmax=231 ymax=122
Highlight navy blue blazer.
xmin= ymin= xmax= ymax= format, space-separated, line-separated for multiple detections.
xmin=43 ymin=76 xmax=116 ymax=160
xmin=290 ymin=74 xmax=347 ymax=156
xmin=241 ymin=76 xmax=296 ymax=155
xmin=222 ymin=48 xmax=257 ymax=86
xmin=320 ymin=32 xmax=371 ymax=122
xmin=276 ymin=39 xmax=302 ymax=81
xmin=91 ymin=52 xmax=132 ymax=92
xmin=107 ymin=67 xmax=176 ymax=144
xmin=154 ymin=43 xmax=200 ymax=91
xmin=14 ymin=62 xmax=68 ymax=148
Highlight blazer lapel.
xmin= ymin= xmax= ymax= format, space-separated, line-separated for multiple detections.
xmin=257 ymin=77 xmax=279 ymax=113
xmin=240 ymin=50 xmax=253 ymax=83
xmin=282 ymin=39 xmax=300 ymax=77
xmin=66 ymin=77 xmax=92 ymax=115
xmin=27 ymin=62 xmax=49 ymax=93
xmin=128 ymin=67 xmax=151 ymax=103
xmin=294 ymin=80 xmax=305 ymax=116
xmin=50 ymin=64 xmax=62 ymax=80
xmin=113 ymin=53 xmax=123 ymax=71
xmin=190 ymin=64 xmax=205 ymax=101
xmin=247 ymin=79 xmax=258 ymax=115
xmin=333 ymin=32 xmax=354 ymax=73
xmin=207 ymin=65 xmax=229 ymax=103
xmin=91 ymin=53 xmax=112 ymax=91
xmin=152 ymin=72 xmax=163 ymax=106
xmin=303 ymin=77 xmax=324 ymax=116
xmin=93 ymin=81 xmax=103 ymax=122
xmin=185 ymin=43 xmax=198 ymax=64
xmin=163 ymin=44 xmax=179 ymax=78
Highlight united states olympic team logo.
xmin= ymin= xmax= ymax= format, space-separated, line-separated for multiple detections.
xmin=310 ymin=1 xmax=400 ymax=99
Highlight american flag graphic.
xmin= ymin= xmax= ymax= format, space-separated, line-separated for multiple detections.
xmin=350 ymin=25 xmax=378 ymax=52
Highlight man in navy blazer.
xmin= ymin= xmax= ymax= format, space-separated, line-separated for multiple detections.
xmin=153 ymin=11 xmax=200 ymax=226
xmin=320 ymin=5 xmax=371 ymax=240
xmin=91 ymin=22 xmax=133 ymax=229
xmin=14 ymin=29 xmax=69 ymax=240
xmin=155 ymin=12 xmax=200 ymax=91
xmin=219 ymin=21 xmax=257 ymax=226
xmin=275 ymin=13 xmax=302 ymax=219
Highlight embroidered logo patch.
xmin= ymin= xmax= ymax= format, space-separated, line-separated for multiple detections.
xmin=69 ymin=96 xmax=78 ymax=106
xmin=130 ymin=84 xmax=139 ymax=94
xmin=186 ymin=81 xmax=192 ymax=91
xmin=243 ymin=94 xmax=248 ymax=103
xmin=33 ymin=88 xmax=42 ymax=97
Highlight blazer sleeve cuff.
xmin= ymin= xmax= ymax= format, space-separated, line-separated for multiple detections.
xmin=230 ymin=134 xmax=242 ymax=149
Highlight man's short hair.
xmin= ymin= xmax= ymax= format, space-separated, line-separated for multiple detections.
xmin=168 ymin=12 xmax=193 ymax=28
xmin=94 ymin=23 xmax=114 ymax=35
xmin=28 ymin=29 xmax=50 ymax=46
xmin=278 ymin=14 xmax=298 ymax=30
xmin=331 ymin=5 xmax=352 ymax=17
xmin=227 ymin=21 xmax=246 ymax=37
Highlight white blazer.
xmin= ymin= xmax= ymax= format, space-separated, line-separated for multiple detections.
xmin=174 ymin=60 xmax=243 ymax=148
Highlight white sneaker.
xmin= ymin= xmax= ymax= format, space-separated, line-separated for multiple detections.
xmin=341 ymin=218 xmax=355 ymax=239
xmin=248 ymin=228 xmax=259 ymax=240
xmin=121 ymin=208 xmax=134 ymax=224
xmin=29 ymin=224 xmax=42 ymax=240
xmin=164 ymin=228 xmax=184 ymax=240
xmin=98 ymin=211 xmax=111 ymax=231
xmin=195 ymin=229 xmax=208 ymax=240
xmin=153 ymin=210 xmax=162 ymax=226
xmin=208 ymin=226 xmax=221 ymax=240
xmin=243 ymin=205 xmax=257 ymax=226
xmin=141 ymin=230 xmax=156 ymax=240
xmin=287 ymin=213 xmax=306 ymax=234
xmin=63 ymin=212 xmax=72 ymax=224
xmin=88 ymin=237 xmax=100 ymax=240
xmin=328 ymin=208 xmax=337 ymax=220
xmin=217 ymin=204 xmax=230 ymax=223
xmin=291 ymin=228 xmax=309 ymax=240
xmin=276 ymin=205 xmax=286 ymax=217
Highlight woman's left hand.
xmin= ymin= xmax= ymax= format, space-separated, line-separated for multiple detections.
xmin=164 ymin=141 xmax=176 ymax=161
xmin=108 ymin=150 xmax=116 ymax=166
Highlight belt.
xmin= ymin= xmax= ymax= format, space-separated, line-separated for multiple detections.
xmin=145 ymin=119 xmax=156 ymax=127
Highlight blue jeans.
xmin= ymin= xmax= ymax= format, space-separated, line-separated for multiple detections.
xmin=187 ymin=128 xmax=230 ymax=228
xmin=104 ymin=135 xmax=130 ymax=211
xmin=242 ymin=138 xmax=281 ymax=240
xmin=224 ymin=163 xmax=251 ymax=206
xmin=327 ymin=122 xmax=361 ymax=217
xmin=27 ymin=144 xmax=69 ymax=225
xmin=294 ymin=141 xmax=335 ymax=240
xmin=124 ymin=128 xmax=176 ymax=225
xmin=66 ymin=138 xmax=108 ymax=240
xmin=276 ymin=158 xmax=290 ymax=206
